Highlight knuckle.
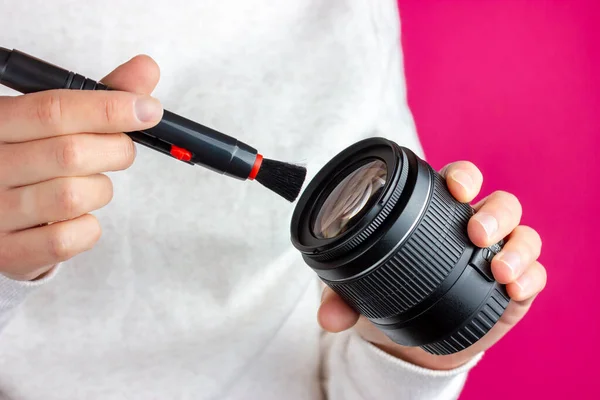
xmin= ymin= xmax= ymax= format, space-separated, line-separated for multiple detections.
xmin=536 ymin=262 xmax=548 ymax=283
xmin=36 ymin=92 xmax=64 ymax=127
xmin=517 ymin=225 xmax=542 ymax=255
xmin=47 ymin=226 xmax=74 ymax=261
xmin=526 ymin=261 xmax=548 ymax=295
xmin=56 ymin=136 xmax=83 ymax=171
xmin=80 ymin=215 xmax=102 ymax=251
xmin=56 ymin=179 xmax=83 ymax=217
xmin=104 ymin=177 xmax=115 ymax=203
xmin=90 ymin=174 xmax=114 ymax=208
xmin=494 ymin=190 xmax=522 ymax=213
xmin=101 ymin=96 xmax=122 ymax=125
xmin=119 ymin=135 xmax=136 ymax=168
xmin=89 ymin=218 xmax=103 ymax=245
xmin=519 ymin=225 xmax=541 ymax=242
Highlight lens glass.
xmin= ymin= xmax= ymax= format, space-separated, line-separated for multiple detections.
xmin=313 ymin=159 xmax=387 ymax=239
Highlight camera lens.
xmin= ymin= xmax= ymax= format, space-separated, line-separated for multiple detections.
xmin=313 ymin=159 xmax=387 ymax=239
xmin=290 ymin=137 xmax=509 ymax=355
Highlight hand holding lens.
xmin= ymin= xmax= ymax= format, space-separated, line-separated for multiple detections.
xmin=291 ymin=137 xmax=508 ymax=355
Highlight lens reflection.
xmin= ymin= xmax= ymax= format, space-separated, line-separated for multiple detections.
xmin=313 ymin=160 xmax=387 ymax=239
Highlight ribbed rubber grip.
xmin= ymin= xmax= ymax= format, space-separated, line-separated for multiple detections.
xmin=324 ymin=169 xmax=473 ymax=319
xmin=421 ymin=287 xmax=510 ymax=355
xmin=65 ymin=73 xmax=107 ymax=91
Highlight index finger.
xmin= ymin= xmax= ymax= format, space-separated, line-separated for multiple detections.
xmin=0 ymin=89 xmax=163 ymax=142
xmin=100 ymin=54 xmax=161 ymax=95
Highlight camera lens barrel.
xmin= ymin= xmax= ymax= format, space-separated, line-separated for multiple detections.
xmin=290 ymin=137 xmax=509 ymax=355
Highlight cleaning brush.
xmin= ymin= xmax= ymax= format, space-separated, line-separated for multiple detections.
xmin=0 ymin=47 xmax=307 ymax=202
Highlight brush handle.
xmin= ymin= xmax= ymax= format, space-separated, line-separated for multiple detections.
xmin=0 ymin=48 xmax=259 ymax=180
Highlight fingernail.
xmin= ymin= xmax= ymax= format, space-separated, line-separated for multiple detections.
xmin=449 ymin=170 xmax=474 ymax=192
xmin=135 ymin=97 xmax=163 ymax=122
xmin=474 ymin=212 xmax=498 ymax=238
xmin=515 ymin=273 xmax=531 ymax=295
xmin=496 ymin=251 xmax=521 ymax=280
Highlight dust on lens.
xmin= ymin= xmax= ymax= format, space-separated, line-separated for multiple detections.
xmin=313 ymin=160 xmax=387 ymax=239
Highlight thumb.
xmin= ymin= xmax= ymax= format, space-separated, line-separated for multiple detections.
xmin=318 ymin=287 xmax=360 ymax=333
xmin=439 ymin=161 xmax=483 ymax=203
xmin=101 ymin=54 xmax=160 ymax=95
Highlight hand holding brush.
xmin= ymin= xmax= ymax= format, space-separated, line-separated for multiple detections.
xmin=0 ymin=47 xmax=307 ymax=202
xmin=0 ymin=53 xmax=304 ymax=281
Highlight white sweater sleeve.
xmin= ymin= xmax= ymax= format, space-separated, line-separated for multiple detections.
xmin=321 ymin=329 xmax=483 ymax=400
xmin=0 ymin=267 xmax=61 ymax=332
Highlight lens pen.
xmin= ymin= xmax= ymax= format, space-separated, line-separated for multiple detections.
xmin=0 ymin=47 xmax=306 ymax=201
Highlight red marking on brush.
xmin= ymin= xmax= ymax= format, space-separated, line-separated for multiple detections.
xmin=248 ymin=154 xmax=263 ymax=180
xmin=170 ymin=145 xmax=192 ymax=162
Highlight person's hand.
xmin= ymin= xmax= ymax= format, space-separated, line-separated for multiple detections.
xmin=0 ymin=55 xmax=163 ymax=281
xmin=318 ymin=161 xmax=547 ymax=370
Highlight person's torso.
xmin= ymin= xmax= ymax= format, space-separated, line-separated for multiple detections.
xmin=0 ymin=1 xmax=422 ymax=398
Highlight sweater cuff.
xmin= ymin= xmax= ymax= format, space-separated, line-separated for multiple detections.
xmin=357 ymin=333 xmax=484 ymax=378
xmin=324 ymin=329 xmax=483 ymax=400
xmin=0 ymin=265 xmax=62 ymax=330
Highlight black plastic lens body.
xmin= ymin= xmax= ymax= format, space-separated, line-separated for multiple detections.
xmin=0 ymin=48 xmax=258 ymax=180
xmin=291 ymin=138 xmax=509 ymax=355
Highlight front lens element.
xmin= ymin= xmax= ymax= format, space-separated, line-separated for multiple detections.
xmin=313 ymin=159 xmax=387 ymax=239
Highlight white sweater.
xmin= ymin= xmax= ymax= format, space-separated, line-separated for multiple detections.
xmin=0 ymin=1 xmax=481 ymax=399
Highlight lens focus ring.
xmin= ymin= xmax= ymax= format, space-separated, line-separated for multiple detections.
xmin=323 ymin=169 xmax=473 ymax=319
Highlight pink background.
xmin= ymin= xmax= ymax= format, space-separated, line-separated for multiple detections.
xmin=397 ymin=1 xmax=599 ymax=399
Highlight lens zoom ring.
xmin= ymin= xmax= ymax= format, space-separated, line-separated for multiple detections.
xmin=312 ymin=155 xmax=409 ymax=262
xmin=421 ymin=288 xmax=509 ymax=355
xmin=324 ymin=170 xmax=472 ymax=319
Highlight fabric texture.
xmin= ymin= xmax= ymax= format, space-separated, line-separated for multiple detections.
xmin=0 ymin=0 xmax=479 ymax=398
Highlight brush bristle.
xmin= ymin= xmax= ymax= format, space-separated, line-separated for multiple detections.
xmin=255 ymin=158 xmax=307 ymax=202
